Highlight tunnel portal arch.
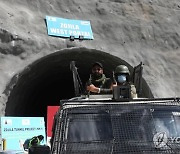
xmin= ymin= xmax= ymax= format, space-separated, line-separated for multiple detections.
xmin=4 ymin=47 xmax=153 ymax=118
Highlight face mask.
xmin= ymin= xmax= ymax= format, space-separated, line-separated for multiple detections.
xmin=117 ymin=75 xmax=126 ymax=83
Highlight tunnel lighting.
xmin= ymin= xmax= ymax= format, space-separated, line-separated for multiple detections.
xmin=70 ymin=36 xmax=75 ymax=41
xmin=79 ymin=35 xmax=84 ymax=40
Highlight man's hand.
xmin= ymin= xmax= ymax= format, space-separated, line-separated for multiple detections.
xmin=86 ymin=84 xmax=100 ymax=93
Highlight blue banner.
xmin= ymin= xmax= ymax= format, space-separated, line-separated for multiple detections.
xmin=46 ymin=16 xmax=94 ymax=39
xmin=0 ymin=117 xmax=46 ymax=151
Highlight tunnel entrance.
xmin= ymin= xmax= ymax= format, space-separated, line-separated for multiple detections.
xmin=4 ymin=47 xmax=153 ymax=120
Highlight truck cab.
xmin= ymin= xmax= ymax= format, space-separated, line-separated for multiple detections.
xmin=51 ymin=97 xmax=180 ymax=154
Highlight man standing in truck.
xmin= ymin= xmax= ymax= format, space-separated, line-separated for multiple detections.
xmin=113 ymin=65 xmax=137 ymax=99
xmin=86 ymin=62 xmax=112 ymax=94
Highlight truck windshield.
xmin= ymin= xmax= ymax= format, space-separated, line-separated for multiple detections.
xmin=66 ymin=112 xmax=113 ymax=142
xmin=61 ymin=105 xmax=180 ymax=153
xmin=152 ymin=109 xmax=180 ymax=150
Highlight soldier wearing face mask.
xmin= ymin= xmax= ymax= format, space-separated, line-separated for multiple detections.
xmin=114 ymin=65 xmax=137 ymax=98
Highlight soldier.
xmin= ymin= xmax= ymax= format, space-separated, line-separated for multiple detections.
xmin=23 ymin=135 xmax=44 ymax=151
xmin=113 ymin=65 xmax=137 ymax=99
xmin=86 ymin=62 xmax=112 ymax=94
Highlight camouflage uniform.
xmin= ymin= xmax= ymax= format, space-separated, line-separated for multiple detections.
xmin=87 ymin=74 xmax=112 ymax=94
xmin=129 ymin=83 xmax=137 ymax=98
xmin=114 ymin=65 xmax=137 ymax=99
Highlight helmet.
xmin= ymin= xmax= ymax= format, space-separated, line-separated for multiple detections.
xmin=114 ymin=65 xmax=130 ymax=75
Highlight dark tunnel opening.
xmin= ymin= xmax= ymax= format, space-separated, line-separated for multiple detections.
xmin=4 ymin=47 xmax=153 ymax=123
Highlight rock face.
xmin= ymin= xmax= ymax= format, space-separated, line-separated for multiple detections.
xmin=0 ymin=0 xmax=180 ymax=117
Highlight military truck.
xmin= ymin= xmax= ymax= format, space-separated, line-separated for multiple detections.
xmin=50 ymin=61 xmax=180 ymax=154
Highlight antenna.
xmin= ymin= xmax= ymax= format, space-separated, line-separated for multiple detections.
xmin=70 ymin=61 xmax=84 ymax=97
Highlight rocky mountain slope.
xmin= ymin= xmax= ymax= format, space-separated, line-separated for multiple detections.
xmin=0 ymin=0 xmax=180 ymax=116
